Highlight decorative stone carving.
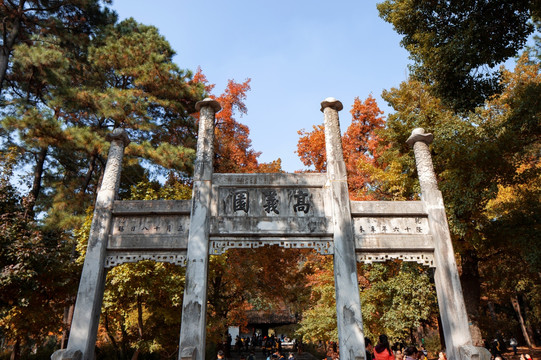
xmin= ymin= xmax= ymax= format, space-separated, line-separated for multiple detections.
xmin=406 ymin=128 xmax=438 ymax=193
xmin=101 ymin=129 xmax=130 ymax=194
xmin=209 ymin=240 xmax=334 ymax=255
xmin=105 ymin=253 xmax=187 ymax=268
xmin=356 ymin=252 xmax=435 ymax=267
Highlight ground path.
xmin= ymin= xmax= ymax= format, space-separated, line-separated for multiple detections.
xmin=224 ymin=345 xmax=541 ymax=360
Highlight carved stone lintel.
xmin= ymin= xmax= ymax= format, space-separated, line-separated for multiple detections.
xmin=356 ymin=252 xmax=435 ymax=267
xmin=209 ymin=240 xmax=334 ymax=255
xmin=105 ymin=253 xmax=187 ymax=268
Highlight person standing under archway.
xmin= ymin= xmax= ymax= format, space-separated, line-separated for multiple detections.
xmin=374 ymin=335 xmax=394 ymax=360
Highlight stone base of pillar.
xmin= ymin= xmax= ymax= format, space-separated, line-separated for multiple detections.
xmin=51 ymin=349 xmax=82 ymax=360
xmin=179 ymin=346 xmax=197 ymax=360
xmin=458 ymin=345 xmax=489 ymax=360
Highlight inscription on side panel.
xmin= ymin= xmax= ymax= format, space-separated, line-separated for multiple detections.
xmin=108 ymin=215 xmax=190 ymax=250
xmin=112 ymin=215 xmax=189 ymax=235
xmin=353 ymin=216 xmax=429 ymax=235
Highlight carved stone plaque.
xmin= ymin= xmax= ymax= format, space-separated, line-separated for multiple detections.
xmin=353 ymin=216 xmax=429 ymax=235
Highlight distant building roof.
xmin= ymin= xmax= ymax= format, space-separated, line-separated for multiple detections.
xmin=245 ymin=310 xmax=299 ymax=325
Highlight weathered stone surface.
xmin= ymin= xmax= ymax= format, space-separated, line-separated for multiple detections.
xmin=214 ymin=187 xmax=325 ymax=217
xmin=459 ymin=345 xmax=485 ymax=360
xmin=407 ymin=128 xmax=438 ymax=193
xmin=209 ymin=239 xmax=334 ymax=255
xmin=322 ymin=98 xmax=366 ymax=360
xmin=408 ymin=128 xmax=474 ymax=360
xmin=357 ymin=252 xmax=435 ymax=267
xmin=212 ymin=172 xmax=327 ymax=186
xmin=109 ymin=216 xmax=190 ymax=247
xmin=51 ymin=349 xmax=82 ymax=360
xmin=105 ymin=252 xmax=187 ymax=268
xmin=112 ymin=199 xmax=191 ymax=215
xmin=355 ymin=233 xmax=433 ymax=250
xmin=178 ymin=100 xmax=219 ymax=360
xmin=353 ymin=216 xmax=429 ymax=235
xmin=350 ymin=200 xmax=425 ymax=216
xmin=210 ymin=216 xmax=331 ymax=236
xmin=52 ymin=130 xmax=129 ymax=360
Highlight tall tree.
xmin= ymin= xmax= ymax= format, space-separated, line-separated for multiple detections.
xmin=295 ymin=256 xmax=338 ymax=343
xmin=0 ymin=0 xmax=115 ymax=96
xmin=377 ymin=0 xmax=540 ymax=111
xmin=371 ymin=48 xmax=541 ymax=344
xmin=0 ymin=148 xmax=78 ymax=360
xmin=2 ymin=18 xmax=205 ymax=227
xmin=359 ymin=262 xmax=438 ymax=344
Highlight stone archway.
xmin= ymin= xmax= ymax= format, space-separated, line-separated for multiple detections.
xmin=53 ymin=98 xmax=481 ymax=360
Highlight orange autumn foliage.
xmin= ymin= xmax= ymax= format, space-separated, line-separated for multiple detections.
xmin=192 ymin=68 xmax=281 ymax=174
xmin=296 ymin=95 xmax=385 ymax=200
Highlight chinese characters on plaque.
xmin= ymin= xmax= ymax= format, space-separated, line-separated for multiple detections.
xmin=112 ymin=215 xmax=187 ymax=236
xmin=355 ymin=216 xmax=429 ymax=235
xmin=231 ymin=189 xmax=312 ymax=215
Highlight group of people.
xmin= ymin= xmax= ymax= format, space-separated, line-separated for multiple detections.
xmin=229 ymin=333 xmax=298 ymax=355
xmin=365 ymin=335 xmax=443 ymax=360
xmin=488 ymin=336 xmax=536 ymax=359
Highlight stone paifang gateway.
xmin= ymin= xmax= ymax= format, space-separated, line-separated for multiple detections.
xmin=52 ymin=98 xmax=485 ymax=360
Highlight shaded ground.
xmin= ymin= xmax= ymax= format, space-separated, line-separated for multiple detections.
xmin=501 ymin=346 xmax=541 ymax=360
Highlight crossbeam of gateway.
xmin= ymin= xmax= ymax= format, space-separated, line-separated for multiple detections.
xmin=52 ymin=98 xmax=486 ymax=360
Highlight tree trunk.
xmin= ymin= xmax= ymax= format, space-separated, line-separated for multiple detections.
xmin=10 ymin=337 xmax=20 ymax=360
xmin=104 ymin=312 xmax=121 ymax=359
xmin=521 ymin=294 xmax=538 ymax=346
xmin=130 ymin=349 xmax=140 ymax=360
xmin=61 ymin=302 xmax=75 ymax=349
xmin=130 ymin=295 xmax=144 ymax=360
xmin=26 ymin=147 xmax=47 ymax=216
xmin=121 ymin=319 xmax=129 ymax=360
xmin=0 ymin=0 xmax=26 ymax=94
xmin=82 ymin=153 xmax=97 ymax=194
xmin=511 ymin=294 xmax=532 ymax=347
xmin=459 ymin=249 xmax=483 ymax=346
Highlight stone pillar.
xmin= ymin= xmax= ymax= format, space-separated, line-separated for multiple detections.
xmin=52 ymin=129 xmax=130 ymax=360
xmin=406 ymin=128 xmax=479 ymax=360
xmin=178 ymin=98 xmax=221 ymax=360
xmin=321 ymin=98 xmax=365 ymax=360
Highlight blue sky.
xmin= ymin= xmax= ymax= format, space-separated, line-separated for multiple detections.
xmin=111 ymin=0 xmax=411 ymax=172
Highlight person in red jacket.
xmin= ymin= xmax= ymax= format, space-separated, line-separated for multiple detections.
xmin=374 ymin=335 xmax=394 ymax=360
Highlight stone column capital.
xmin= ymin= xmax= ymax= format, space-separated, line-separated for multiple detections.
xmin=195 ymin=97 xmax=221 ymax=113
xmin=407 ymin=128 xmax=438 ymax=193
xmin=106 ymin=128 xmax=131 ymax=147
xmin=406 ymin=128 xmax=433 ymax=147
xmin=320 ymin=97 xmax=343 ymax=112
